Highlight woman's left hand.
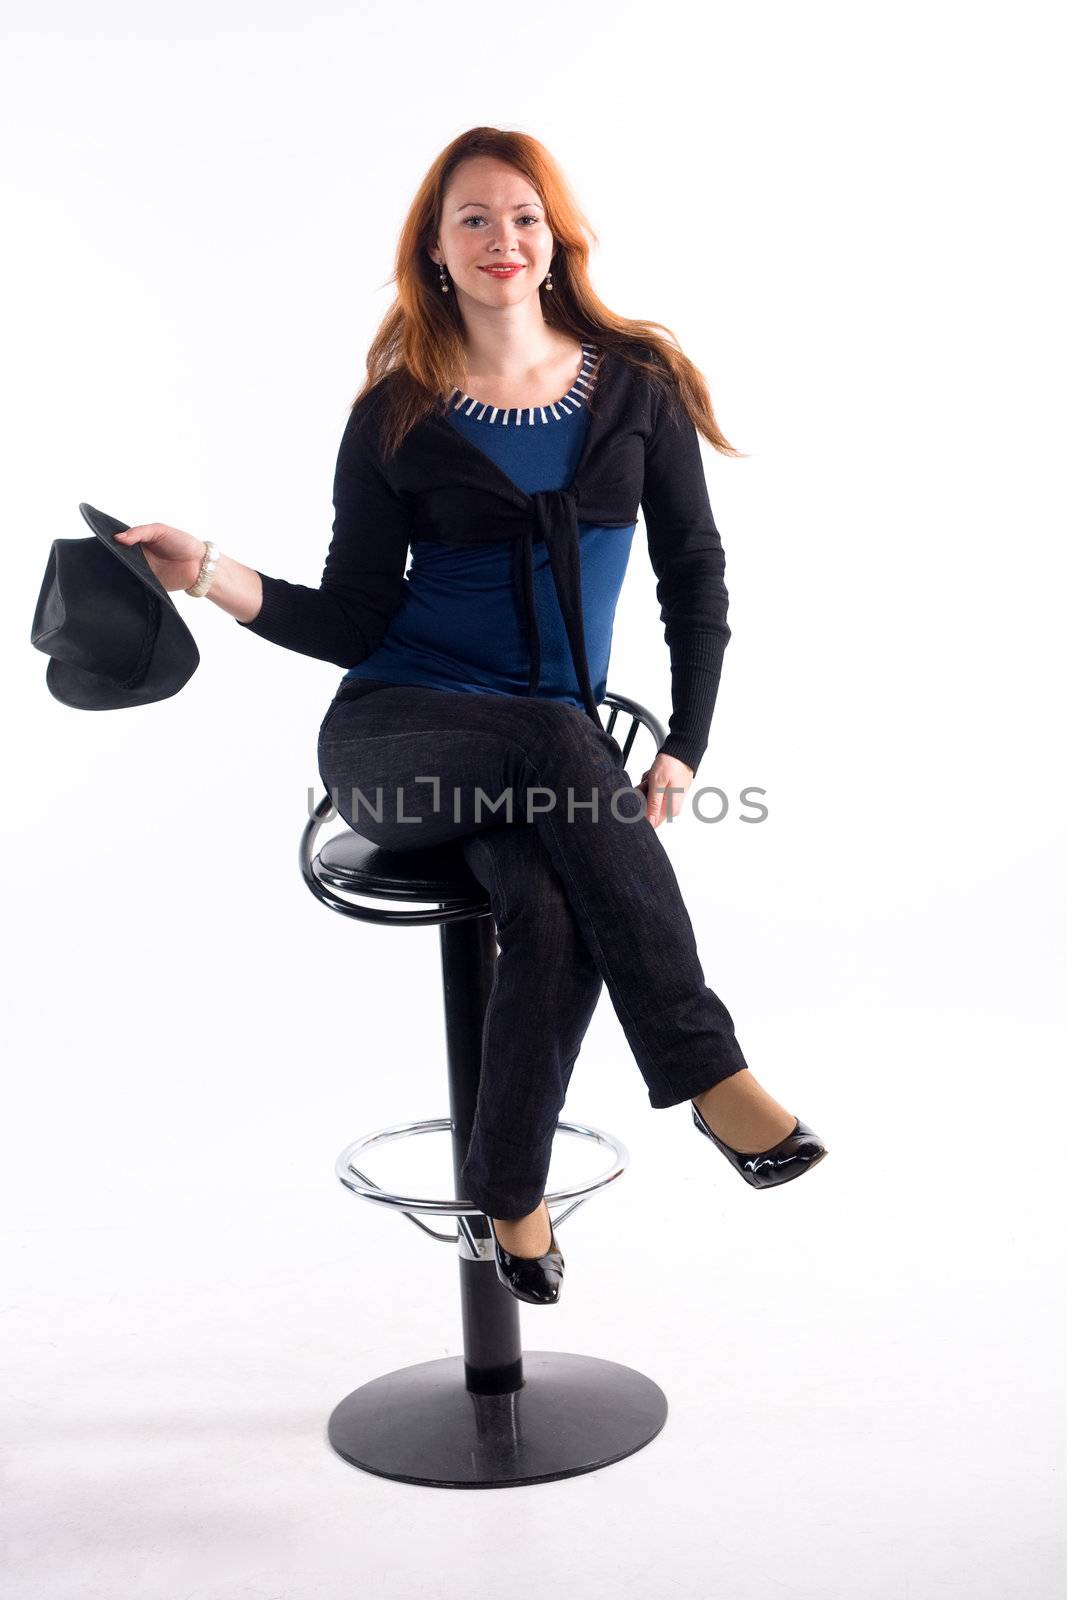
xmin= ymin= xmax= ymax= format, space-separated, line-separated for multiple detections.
xmin=636 ymin=752 xmax=695 ymax=828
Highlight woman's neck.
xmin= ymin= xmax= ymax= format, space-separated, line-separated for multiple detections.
xmin=455 ymin=330 xmax=585 ymax=410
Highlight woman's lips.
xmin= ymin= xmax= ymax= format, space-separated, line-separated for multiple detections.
xmin=479 ymin=265 xmax=524 ymax=277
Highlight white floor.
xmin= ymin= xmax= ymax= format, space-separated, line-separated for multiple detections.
xmin=5 ymin=1045 xmax=1064 ymax=1600
xmin=7 ymin=658 xmax=1064 ymax=1596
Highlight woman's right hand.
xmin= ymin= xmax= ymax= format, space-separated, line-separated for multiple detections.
xmin=111 ymin=523 xmax=205 ymax=592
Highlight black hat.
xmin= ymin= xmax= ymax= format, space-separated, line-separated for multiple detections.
xmin=31 ymin=503 xmax=200 ymax=709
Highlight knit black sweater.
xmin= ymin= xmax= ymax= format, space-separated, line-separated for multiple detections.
xmin=238 ymin=346 xmax=732 ymax=774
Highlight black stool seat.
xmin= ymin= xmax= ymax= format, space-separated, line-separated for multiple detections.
xmin=317 ymin=829 xmax=488 ymax=908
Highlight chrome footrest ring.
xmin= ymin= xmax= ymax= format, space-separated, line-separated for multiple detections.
xmin=334 ymin=1117 xmax=630 ymax=1251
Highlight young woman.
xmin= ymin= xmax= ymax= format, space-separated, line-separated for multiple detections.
xmin=115 ymin=127 xmax=828 ymax=1307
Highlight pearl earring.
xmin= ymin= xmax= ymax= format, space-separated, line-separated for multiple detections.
xmin=544 ymin=270 xmax=553 ymax=292
xmin=438 ymin=263 xmax=449 ymax=293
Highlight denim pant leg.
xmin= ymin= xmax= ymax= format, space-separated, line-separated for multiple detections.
xmin=456 ymin=825 xmax=604 ymax=1220
xmin=317 ymin=685 xmax=750 ymax=1117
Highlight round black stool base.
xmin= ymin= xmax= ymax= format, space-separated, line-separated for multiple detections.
xmin=327 ymin=1351 xmax=669 ymax=1488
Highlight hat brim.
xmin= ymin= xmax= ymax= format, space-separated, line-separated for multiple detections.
xmin=78 ymin=502 xmax=185 ymax=610
xmin=46 ymin=654 xmax=196 ymax=709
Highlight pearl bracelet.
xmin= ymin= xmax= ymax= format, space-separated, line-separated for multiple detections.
xmin=185 ymin=539 xmax=220 ymax=598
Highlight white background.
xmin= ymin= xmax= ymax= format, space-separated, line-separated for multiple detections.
xmin=3 ymin=2 xmax=1065 ymax=1595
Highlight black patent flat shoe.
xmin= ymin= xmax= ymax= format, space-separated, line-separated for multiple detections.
xmin=691 ymin=1100 xmax=828 ymax=1188
xmin=486 ymin=1206 xmax=565 ymax=1305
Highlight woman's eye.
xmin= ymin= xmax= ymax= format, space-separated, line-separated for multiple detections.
xmin=461 ymin=215 xmax=540 ymax=227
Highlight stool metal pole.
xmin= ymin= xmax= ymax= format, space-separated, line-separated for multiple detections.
xmin=439 ymin=913 xmax=525 ymax=1395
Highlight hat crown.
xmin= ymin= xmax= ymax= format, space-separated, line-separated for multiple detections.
xmin=32 ymin=539 xmax=159 ymax=682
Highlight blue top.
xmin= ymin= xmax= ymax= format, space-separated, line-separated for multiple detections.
xmin=342 ymin=343 xmax=637 ymax=710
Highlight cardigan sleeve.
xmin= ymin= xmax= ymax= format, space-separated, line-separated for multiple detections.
xmin=640 ymin=379 xmax=732 ymax=774
xmin=235 ymin=398 xmax=412 ymax=667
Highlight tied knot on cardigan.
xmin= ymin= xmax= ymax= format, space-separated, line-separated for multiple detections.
xmin=510 ymin=487 xmax=601 ymax=729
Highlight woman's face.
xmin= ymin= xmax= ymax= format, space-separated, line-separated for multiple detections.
xmin=431 ymin=156 xmax=554 ymax=310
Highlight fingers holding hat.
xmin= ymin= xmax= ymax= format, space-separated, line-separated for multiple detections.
xmin=113 ymin=522 xmax=206 ymax=592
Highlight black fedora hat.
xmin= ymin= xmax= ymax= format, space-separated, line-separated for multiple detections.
xmin=31 ymin=503 xmax=200 ymax=710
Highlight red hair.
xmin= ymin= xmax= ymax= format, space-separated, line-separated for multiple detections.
xmin=353 ymin=126 xmax=744 ymax=462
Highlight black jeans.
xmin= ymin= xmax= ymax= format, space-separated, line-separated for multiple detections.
xmin=316 ymin=681 xmax=750 ymax=1220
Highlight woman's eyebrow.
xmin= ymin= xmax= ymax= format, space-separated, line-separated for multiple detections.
xmin=454 ymin=200 xmax=544 ymax=211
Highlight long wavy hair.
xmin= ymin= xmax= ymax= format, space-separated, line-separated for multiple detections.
xmin=353 ymin=126 xmax=744 ymax=463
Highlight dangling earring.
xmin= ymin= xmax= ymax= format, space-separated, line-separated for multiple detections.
xmin=438 ymin=262 xmax=450 ymax=294
xmin=544 ymin=269 xmax=554 ymax=292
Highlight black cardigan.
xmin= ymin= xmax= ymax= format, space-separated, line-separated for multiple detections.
xmin=238 ymin=347 xmax=733 ymax=774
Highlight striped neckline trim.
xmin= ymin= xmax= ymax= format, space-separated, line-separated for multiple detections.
xmin=447 ymin=342 xmax=601 ymax=426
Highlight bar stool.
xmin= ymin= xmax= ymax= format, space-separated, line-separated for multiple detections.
xmin=300 ymin=690 xmax=670 ymax=1488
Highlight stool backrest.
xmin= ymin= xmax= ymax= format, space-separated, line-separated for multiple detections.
xmin=600 ymin=690 xmax=666 ymax=765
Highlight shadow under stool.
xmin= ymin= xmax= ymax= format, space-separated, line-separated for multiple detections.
xmin=300 ymin=689 xmax=670 ymax=1488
